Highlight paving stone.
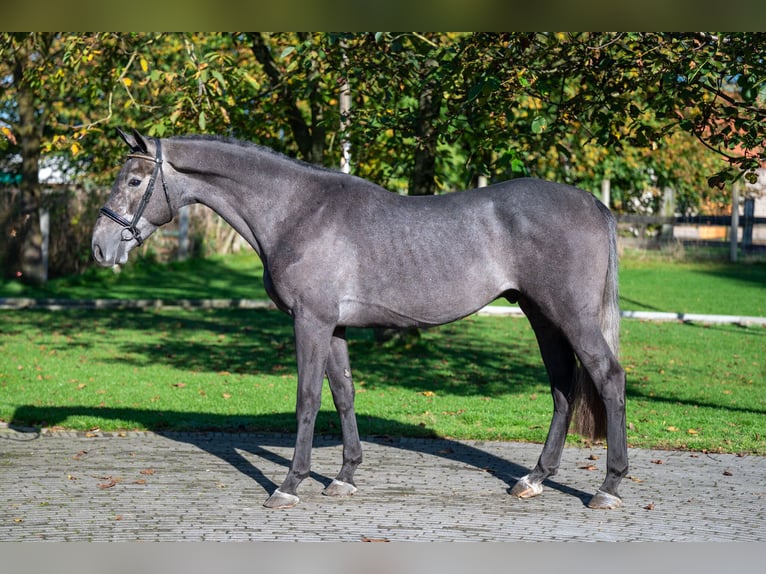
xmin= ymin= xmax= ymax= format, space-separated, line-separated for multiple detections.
xmin=1 ymin=429 xmax=764 ymax=541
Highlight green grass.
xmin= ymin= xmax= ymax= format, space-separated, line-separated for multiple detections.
xmin=0 ymin=252 xmax=268 ymax=301
xmin=618 ymin=249 xmax=766 ymax=317
xmin=1 ymin=250 xmax=764 ymax=453
xmin=2 ymin=305 xmax=763 ymax=454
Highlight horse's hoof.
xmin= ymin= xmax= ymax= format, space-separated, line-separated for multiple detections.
xmin=587 ymin=489 xmax=622 ymax=509
xmin=263 ymin=488 xmax=300 ymax=509
xmin=510 ymin=475 xmax=544 ymax=499
xmin=322 ymin=479 xmax=358 ymax=497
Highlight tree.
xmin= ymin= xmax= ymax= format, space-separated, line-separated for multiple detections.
xmin=1 ymin=33 xmax=56 ymax=283
xmin=4 ymin=33 xmax=765 ymax=282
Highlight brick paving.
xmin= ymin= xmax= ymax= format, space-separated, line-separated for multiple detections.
xmin=1 ymin=429 xmax=764 ymax=541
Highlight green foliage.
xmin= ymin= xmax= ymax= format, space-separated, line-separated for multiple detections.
xmin=3 ymin=33 xmax=766 ymax=279
xmin=5 ymin=32 xmax=765 ymax=197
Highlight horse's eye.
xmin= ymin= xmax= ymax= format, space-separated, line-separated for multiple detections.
xmin=128 ymin=178 xmax=142 ymax=187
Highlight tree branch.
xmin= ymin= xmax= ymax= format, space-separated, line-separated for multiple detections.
xmin=247 ymin=32 xmax=315 ymax=161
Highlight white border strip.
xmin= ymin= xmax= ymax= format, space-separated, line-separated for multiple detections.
xmin=477 ymin=305 xmax=766 ymax=326
xmin=1 ymin=298 xmax=764 ymax=326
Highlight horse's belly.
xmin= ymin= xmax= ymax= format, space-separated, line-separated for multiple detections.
xmin=337 ymin=281 xmax=507 ymax=328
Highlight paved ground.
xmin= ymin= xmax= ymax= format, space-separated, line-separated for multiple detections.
xmin=1 ymin=428 xmax=764 ymax=542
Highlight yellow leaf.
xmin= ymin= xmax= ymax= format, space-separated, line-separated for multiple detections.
xmin=687 ymin=429 xmax=699 ymax=435
xmin=122 ymin=77 xmax=132 ymax=87
xmin=140 ymin=57 xmax=148 ymax=73
xmin=420 ymin=391 xmax=436 ymax=397
xmin=666 ymin=426 xmax=679 ymax=432
xmin=1 ymin=126 xmax=16 ymax=144
xmin=70 ymin=142 xmax=81 ymax=156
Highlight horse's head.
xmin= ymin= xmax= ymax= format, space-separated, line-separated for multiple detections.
xmin=92 ymin=128 xmax=174 ymax=267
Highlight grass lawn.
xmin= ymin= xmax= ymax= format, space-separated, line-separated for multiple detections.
xmin=1 ymin=307 xmax=763 ymax=454
xmin=618 ymin=248 xmax=766 ymax=317
xmin=0 ymin=252 xmax=268 ymax=301
xmin=1 ymin=249 xmax=764 ymax=453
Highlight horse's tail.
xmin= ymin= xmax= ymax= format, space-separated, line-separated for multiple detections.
xmin=571 ymin=202 xmax=620 ymax=440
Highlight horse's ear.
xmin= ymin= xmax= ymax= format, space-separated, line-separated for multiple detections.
xmin=131 ymin=129 xmax=149 ymax=154
xmin=116 ymin=127 xmax=136 ymax=149
xmin=115 ymin=128 xmax=149 ymax=153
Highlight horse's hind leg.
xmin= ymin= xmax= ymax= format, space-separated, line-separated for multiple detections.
xmin=511 ymin=300 xmax=577 ymax=499
xmin=322 ymin=328 xmax=363 ymax=497
xmin=572 ymin=329 xmax=628 ymax=509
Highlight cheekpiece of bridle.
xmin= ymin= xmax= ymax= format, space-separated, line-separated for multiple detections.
xmin=99 ymin=138 xmax=171 ymax=246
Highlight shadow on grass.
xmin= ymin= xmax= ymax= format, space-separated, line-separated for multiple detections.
xmin=7 ymin=405 xmax=592 ymax=506
xmin=696 ymin=260 xmax=766 ymax=290
xmin=10 ymin=307 xmax=549 ymax=398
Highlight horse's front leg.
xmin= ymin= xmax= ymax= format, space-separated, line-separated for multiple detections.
xmin=322 ymin=328 xmax=362 ymax=497
xmin=263 ymin=313 xmax=333 ymax=509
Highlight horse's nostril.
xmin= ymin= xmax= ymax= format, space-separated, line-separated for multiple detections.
xmin=93 ymin=243 xmax=104 ymax=263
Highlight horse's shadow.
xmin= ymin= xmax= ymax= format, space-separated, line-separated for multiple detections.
xmin=7 ymin=406 xmax=592 ymax=506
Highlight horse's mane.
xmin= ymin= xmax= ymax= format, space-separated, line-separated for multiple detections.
xmin=168 ymin=134 xmax=340 ymax=176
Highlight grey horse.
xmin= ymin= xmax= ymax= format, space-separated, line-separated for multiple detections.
xmin=92 ymin=129 xmax=627 ymax=510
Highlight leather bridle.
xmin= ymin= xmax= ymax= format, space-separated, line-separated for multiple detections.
xmin=99 ymin=138 xmax=172 ymax=246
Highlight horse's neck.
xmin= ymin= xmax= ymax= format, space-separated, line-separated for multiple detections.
xmin=166 ymin=138 xmax=312 ymax=259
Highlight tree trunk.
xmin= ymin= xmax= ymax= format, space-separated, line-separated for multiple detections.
xmin=5 ymin=36 xmax=47 ymax=283
xmin=408 ymin=59 xmax=443 ymax=197
xmin=248 ymin=33 xmax=325 ymax=165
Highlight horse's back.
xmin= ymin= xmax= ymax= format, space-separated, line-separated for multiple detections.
xmin=320 ymin=178 xmax=611 ymax=328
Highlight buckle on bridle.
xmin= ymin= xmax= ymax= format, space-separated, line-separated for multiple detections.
xmin=121 ymin=227 xmax=143 ymax=245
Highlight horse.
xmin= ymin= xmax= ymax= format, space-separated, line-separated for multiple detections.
xmin=92 ymin=128 xmax=628 ymax=510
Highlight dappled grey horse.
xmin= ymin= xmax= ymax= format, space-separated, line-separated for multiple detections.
xmin=92 ymin=129 xmax=627 ymax=510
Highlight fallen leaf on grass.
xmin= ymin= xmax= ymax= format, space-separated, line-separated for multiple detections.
xmin=666 ymin=426 xmax=679 ymax=432
xmin=420 ymin=391 xmax=435 ymax=397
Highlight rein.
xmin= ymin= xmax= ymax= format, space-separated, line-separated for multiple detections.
xmin=99 ymin=138 xmax=172 ymax=246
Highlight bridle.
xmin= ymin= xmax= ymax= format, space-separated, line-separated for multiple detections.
xmin=99 ymin=138 xmax=172 ymax=246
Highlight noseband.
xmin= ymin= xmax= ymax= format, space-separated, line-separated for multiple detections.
xmin=99 ymin=138 xmax=171 ymax=246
